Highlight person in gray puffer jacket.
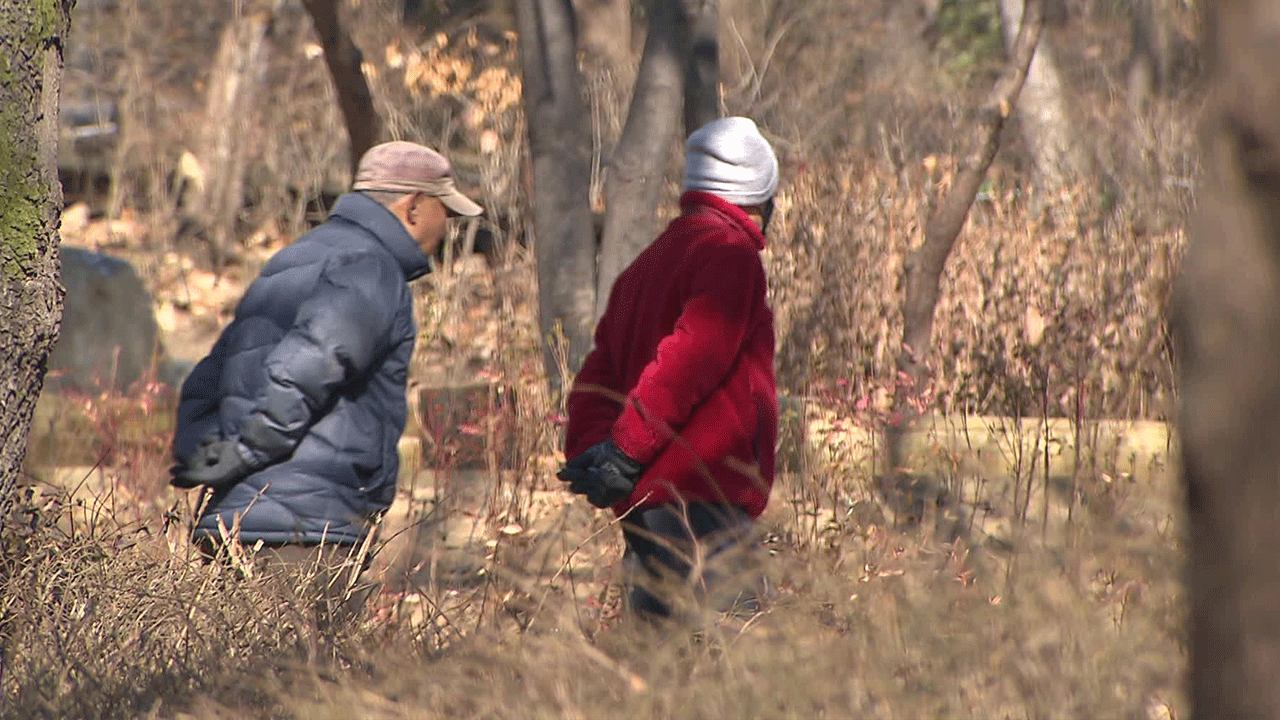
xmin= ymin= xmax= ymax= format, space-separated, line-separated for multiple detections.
xmin=170 ymin=141 xmax=481 ymax=564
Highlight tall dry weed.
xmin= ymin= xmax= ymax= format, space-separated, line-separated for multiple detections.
xmin=0 ymin=488 xmax=351 ymax=720
xmin=769 ymin=152 xmax=1184 ymax=421
xmin=8 ymin=242 xmax=1188 ymax=720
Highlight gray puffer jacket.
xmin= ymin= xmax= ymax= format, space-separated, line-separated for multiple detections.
xmin=173 ymin=193 xmax=431 ymax=545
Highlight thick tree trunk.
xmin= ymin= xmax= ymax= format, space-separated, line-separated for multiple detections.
xmin=996 ymin=0 xmax=1089 ymax=190
xmin=595 ymin=0 xmax=721 ymax=317
xmin=185 ymin=2 xmax=275 ymax=271
xmin=1173 ymin=2 xmax=1280 ymax=717
xmin=681 ymin=0 xmax=720 ymax=136
xmin=301 ymin=0 xmax=383 ymax=175
xmin=0 ymin=0 xmax=75 ymax=530
xmin=594 ymin=0 xmax=686 ymax=317
xmin=516 ymin=0 xmax=600 ymax=387
xmin=520 ymin=0 xmax=721 ymax=383
xmin=887 ymin=0 xmax=1044 ymax=475
xmin=1125 ymin=0 xmax=1177 ymax=115
xmin=573 ymin=0 xmax=633 ymax=74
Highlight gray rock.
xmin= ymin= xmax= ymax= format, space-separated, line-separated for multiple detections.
xmin=47 ymin=247 xmax=164 ymax=394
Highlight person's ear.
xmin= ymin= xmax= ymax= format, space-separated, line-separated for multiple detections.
xmin=405 ymin=192 xmax=425 ymax=226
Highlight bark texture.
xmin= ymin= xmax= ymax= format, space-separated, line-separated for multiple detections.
xmin=1172 ymin=2 xmax=1280 ymax=717
xmin=888 ymin=0 xmax=1044 ymax=474
xmin=519 ymin=0 xmax=721 ymax=384
xmin=0 ymin=0 xmax=75 ymax=530
xmin=1125 ymin=0 xmax=1186 ymax=114
xmin=594 ymin=0 xmax=687 ymax=317
xmin=681 ymin=0 xmax=720 ymax=136
xmin=516 ymin=0 xmax=600 ymax=385
xmin=595 ymin=0 xmax=721 ymax=318
xmin=573 ymin=0 xmax=633 ymax=73
xmin=996 ymin=0 xmax=1090 ymax=190
xmin=185 ymin=2 xmax=275 ymax=271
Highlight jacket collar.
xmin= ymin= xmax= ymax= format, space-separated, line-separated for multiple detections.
xmin=679 ymin=190 xmax=767 ymax=250
xmin=329 ymin=192 xmax=435 ymax=281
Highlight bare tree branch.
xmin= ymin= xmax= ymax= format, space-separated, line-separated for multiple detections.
xmin=301 ymin=0 xmax=384 ymax=175
xmin=888 ymin=0 xmax=1045 ymax=473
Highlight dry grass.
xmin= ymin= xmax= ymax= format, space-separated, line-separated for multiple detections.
xmin=198 ymin=534 xmax=1183 ymax=720
xmin=0 ymin=489 xmax=333 ymax=719
xmin=11 ymin=323 xmax=1187 ymax=720
xmin=770 ymin=153 xmax=1184 ymax=421
xmin=0 ymin=484 xmax=1187 ymax=720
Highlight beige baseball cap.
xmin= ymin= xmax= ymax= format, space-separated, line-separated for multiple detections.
xmin=352 ymin=141 xmax=483 ymax=217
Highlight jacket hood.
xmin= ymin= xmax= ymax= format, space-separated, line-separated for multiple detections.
xmin=329 ymin=192 xmax=435 ymax=280
xmin=679 ymin=190 xmax=768 ymax=251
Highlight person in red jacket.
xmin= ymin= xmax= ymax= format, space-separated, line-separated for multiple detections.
xmin=559 ymin=116 xmax=780 ymax=622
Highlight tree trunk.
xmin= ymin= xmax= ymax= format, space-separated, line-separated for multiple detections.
xmin=573 ymin=0 xmax=634 ymax=74
xmin=594 ymin=0 xmax=721 ymax=317
xmin=515 ymin=0 xmax=600 ymax=387
xmin=301 ymin=0 xmax=383 ymax=176
xmin=1172 ymin=2 xmax=1280 ymax=717
xmin=186 ymin=2 xmax=275 ymax=272
xmin=0 ymin=0 xmax=75 ymax=531
xmin=520 ymin=0 xmax=721 ymax=384
xmin=887 ymin=0 xmax=1045 ymax=475
xmin=1125 ymin=0 xmax=1177 ymax=115
xmin=996 ymin=0 xmax=1089 ymax=190
xmin=681 ymin=0 xmax=720 ymax=136
xmin=594 ymin=0 xmax=687 ymax=317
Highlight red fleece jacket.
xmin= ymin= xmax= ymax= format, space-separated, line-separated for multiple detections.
xmin=565 ymin=191 xmax=779 ymax=519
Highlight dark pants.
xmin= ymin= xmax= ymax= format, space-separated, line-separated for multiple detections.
xmin=620 ymin=502 xmax=767 ymax=622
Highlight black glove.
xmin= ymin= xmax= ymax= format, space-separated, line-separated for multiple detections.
xmin=558 ymin=439 xmax=645 ymax=509
xmin=170 ymin=436 xmax=213 ymax=489
xmin=171 ymin=437 xmax=253 ymax=489
xmin=557 ymin=441 xmax=604 ymax=484
xmin=170 ymin=459 xmax=200 ymax=489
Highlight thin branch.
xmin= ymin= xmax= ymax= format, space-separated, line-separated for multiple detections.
xmin=889 ymin=0 xmax=1046 ymax=472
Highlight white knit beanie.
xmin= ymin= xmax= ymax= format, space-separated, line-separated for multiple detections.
xmin=682 ymin=117 xmax=779 ymax=207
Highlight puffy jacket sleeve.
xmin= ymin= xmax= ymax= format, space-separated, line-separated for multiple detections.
xmin=612 ymin=241 xmax=766 ymax=465
xmin=173 ymin=332 xmax=229 ymax=460
xmin=234 ymin=253 xmax=404 ymax=467
xmin=565 ymin=312 xmax=624 ymax=460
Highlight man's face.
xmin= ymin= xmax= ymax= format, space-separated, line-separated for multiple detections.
xmin=393 ymin=193 xmax=450 ymax=256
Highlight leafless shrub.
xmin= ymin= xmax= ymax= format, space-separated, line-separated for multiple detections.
xmin=0 ymin=489 xmax=337 ymax=720
xmin=769 ymin=151 xmax=1183 ymax=420
xmin=172 ymin=504 xmax=1186 ymax=720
